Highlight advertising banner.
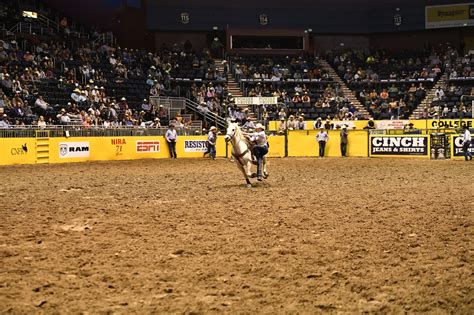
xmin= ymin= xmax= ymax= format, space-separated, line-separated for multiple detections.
xmin=136 ymin=140 xmax=160 ymax=153
xmin=451 ymin=135 xmax=474 ymax=157
xmin=59 ymin=142 xmax=90 ymax=158
xmin=429 ymin=119 xmax=473 ymax=129
xmin=370 ymin=135 xmax=429 ymax=157
xmin=375 ymin=120 xmax=409 ymax=130
xmin=183 ymin=139 xmax=208 ymax=152
xmin=426 ymin=4 xmax=474 ymax=29
xmin=235 ymin=96 xmax=278 ymax=105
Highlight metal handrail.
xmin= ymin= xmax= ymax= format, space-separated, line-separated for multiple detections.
xmin=185 ymin=98 xmax=227 ymax=129
xmin=0 ymin=125 xmax=204 ymax=138
xmin=150 ymin=96 xmax=227 ymax=129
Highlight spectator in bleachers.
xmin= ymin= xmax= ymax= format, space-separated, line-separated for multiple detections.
xmin=34 ymin=95 xmax=52 ymax=115
xmin=57 ymin=108 xmax=71 ymax=125
xmin=287 ymin=115 xmax=297 ymax=130
xmin=0 ymin=114 xmax=9 ymax=128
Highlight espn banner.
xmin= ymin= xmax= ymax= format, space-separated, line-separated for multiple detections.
xmin=370 ymin=135 xmax=429 ymax=157
xmin=426 ymin=3 xmax=474 ymax=29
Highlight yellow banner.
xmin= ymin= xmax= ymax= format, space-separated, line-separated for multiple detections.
xmin=426 ymin=4 xmax=474 ymax=29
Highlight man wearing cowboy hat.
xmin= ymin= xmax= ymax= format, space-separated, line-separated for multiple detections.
xmin=250 ymin=123 xmax=268 ymax=181
xmin=461 ymin=125 xmax=472 ymax=161
xmin=340 ymin=125 xmax=349 ymax=157
xmin=165 ymin=124 xmax=178 ymax=158
xmin=203 ymin=126 xmax=218 ymax=160
xmin=287 ymin=115 xmax=297 ymax=130
xmin=297 ymin=116 xmax=305 ymax=130
xmin=316 ymin=126 xmax=329 ymax=158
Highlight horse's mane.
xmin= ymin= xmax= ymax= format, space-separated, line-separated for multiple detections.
xmin=234 ymin=124 xmax=254 ymax=148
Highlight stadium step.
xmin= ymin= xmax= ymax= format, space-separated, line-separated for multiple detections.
xmin=35 ymin=130 xmax=50 ymax=164
xmin=410 ymin=77 xmax=447 ymax=119
xmin=319 ymin=59 xmax=370 ymax=118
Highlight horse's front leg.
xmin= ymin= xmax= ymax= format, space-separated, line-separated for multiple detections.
xmin=244 ymin=160 xmax=255 ymax=178
xmin=237 ymin=161 xmax=252 ymax=188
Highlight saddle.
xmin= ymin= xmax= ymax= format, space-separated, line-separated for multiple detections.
xmin=243 ymin=135 xmax=258 ymax=164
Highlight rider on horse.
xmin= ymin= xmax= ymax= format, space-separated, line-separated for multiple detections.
xmin=249 ymin=123 xmax=268 ymax=181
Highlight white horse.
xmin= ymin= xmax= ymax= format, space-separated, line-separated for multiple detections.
xmin=224 ymin=123 xmax=268 ymax=187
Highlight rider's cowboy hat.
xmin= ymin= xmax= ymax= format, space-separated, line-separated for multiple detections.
xmin=255 ymin=123 xmax=265 ymax=130
xmin=210 ymin=126 xmax=217 ymax=131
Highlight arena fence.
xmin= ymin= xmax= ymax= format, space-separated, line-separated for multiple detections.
xmin=0 ymin=125 xmax=472 ymax=166
xmin=0 ymin=126 xmax=202 ymax=138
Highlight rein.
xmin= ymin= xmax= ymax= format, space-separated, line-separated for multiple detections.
xmin=228 ymin=127 xmax=252 ymax=165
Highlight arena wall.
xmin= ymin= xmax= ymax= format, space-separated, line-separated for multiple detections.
xmin=0 ymin=136 xmax=229 ymax=166
xmin=288 ymin=130 xmax=368 ymax=157
xmin=0 ymin=130 xmax=470 ymax=165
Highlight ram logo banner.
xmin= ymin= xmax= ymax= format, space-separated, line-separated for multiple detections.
xmin=136 ymin=140 xmax=160 ymax=153
xmin=59 ymin=142 xmax=90 ymax=158
xmin=370 ymin=136 xmax=428 ymax=156
xmin=184 ymin=140 xmax=208 ymax=152
xmin=426 ymin=4 xmax=474 ymax=29
xmin=452 ymin=136 xmax=474 ymax=156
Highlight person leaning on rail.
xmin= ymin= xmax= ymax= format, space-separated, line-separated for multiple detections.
xmin=340 ymin=125 xmax=348 ymax=157
xmin=165 ymin=124 xmax=178 ymax=159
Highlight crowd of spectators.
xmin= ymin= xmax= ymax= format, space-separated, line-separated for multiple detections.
xmin=424 ymin=50 xmax=473 ymax=119
xmin=327 ymin=46 xmax=473 ymax=119
xmin=0 ymin=0 xmax=230 ymax=130
xmin=228 ymin=55 xmax=363 ymax=121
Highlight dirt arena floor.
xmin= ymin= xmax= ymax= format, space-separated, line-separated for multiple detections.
xmin=1 ymin=158 xmax=473 ymax=314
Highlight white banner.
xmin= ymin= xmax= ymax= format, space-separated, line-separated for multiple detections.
xmin=59 ymin=142 xmax=90 ymax=158
xmin=375 ymin=120 xmax=409 ymax=130
xmin=235 ymin=97 xmax=278 ymax=105
xmin=184 ymin=140 xmax=208 ymax=152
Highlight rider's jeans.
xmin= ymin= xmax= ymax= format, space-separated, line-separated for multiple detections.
xmin=252 ymin=145 xmax=268 ymax=177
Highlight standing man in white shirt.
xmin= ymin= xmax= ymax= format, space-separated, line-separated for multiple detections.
xmin=165 ymin=124 xmax=178 ymax=158
xmin=316 ymin=126 xmax=329 ymax=158
xmin=461 ymin=125 xmax=472 ymax=161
